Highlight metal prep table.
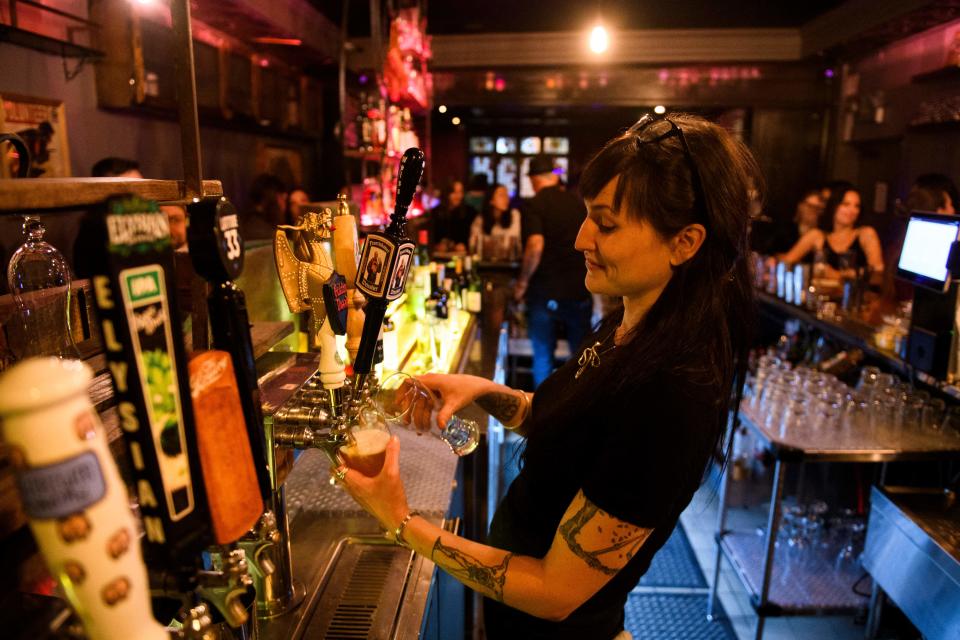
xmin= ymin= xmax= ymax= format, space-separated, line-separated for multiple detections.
xmin=708 ymin=403 xmax=960 ymax=640
xmin=862 ymin=486 xmax=960 ymax=640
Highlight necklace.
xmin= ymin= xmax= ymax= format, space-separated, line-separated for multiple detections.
xmin=575 ymin=329 xmax=618 ymax=380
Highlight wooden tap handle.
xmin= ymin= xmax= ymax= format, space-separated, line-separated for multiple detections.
xmin=189 ymin=352 xmax=263 ymax=544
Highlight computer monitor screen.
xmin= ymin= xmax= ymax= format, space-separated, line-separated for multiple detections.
xmin=897 ymin=211 xmax=960 ymax=291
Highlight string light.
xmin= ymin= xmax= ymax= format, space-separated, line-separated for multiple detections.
xmin=438 ymin=105 xmax=447 ymax=113
xmin=451 ymin=116 xmax=461 ymax=125
xmin=654 ymin=105 xmax=666 ymax=115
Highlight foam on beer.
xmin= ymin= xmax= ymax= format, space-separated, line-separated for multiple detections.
xmin=341 ymin=429 xmax=390 ymax=477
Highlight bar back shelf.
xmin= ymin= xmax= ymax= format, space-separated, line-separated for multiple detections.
xmin=0 ymin=177 xmax=223 ymax=212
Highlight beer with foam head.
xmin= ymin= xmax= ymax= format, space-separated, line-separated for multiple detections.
xmin=341 ymin=428 xmax=391 ymax=476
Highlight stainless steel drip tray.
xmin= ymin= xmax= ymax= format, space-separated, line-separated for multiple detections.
xmin=297 ymin=535 xmax=415 ymax=640
xmin=258 ymin=510 xmax=443 ymax=640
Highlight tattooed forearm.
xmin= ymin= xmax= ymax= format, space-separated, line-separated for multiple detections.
xmin=475 ymin=391 xmax=522 ymax=425
xmin=431 ymin=537 xmax=513 ymax=601
xmin=558 ymin=501 xmax=649 ymax=576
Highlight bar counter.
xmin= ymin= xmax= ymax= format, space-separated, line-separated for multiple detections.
xmin=252 ymin=311 xmax=488 ymax=640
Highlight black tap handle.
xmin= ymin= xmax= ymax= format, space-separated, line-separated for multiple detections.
xmin=353 ymin=148 xmax=424 ymax=376
xmin=187 ymin=197 xmax=272 ymax=502
xmin=388 ymin=147 xmax=426 ymax=228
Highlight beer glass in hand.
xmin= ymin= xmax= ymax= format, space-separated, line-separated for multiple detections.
xmin=340 ymin=407 xmax=391 ymax=477
xmin=376 ymin=372 xmax=479 ymax=456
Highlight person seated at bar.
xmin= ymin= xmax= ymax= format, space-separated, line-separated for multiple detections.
xmin=285 ymin=185 xmax=310 ymax=225
xmin=914 ymin=172 xmax=958 ymax=214
xmin=778 ymin=184 xmax=884 ymax=279
xmin=469 ymin=183 xmax=522 ymax=260
xmin=430 ymin=179 xmax=476 ymax=253
xmin=243 ymin=173 xmax=288 ymax=241
xmin=338 ymin=113 xmax=757 ymax=640
xmin=767 ymin=188 xmax=825 ymax=254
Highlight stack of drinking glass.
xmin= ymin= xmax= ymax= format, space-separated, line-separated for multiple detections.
xmin=748 ymin=355 xmax=960 ymax=439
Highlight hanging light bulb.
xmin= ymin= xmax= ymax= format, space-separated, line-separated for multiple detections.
xmin=589 ymin=25 xmax=609 ymax=54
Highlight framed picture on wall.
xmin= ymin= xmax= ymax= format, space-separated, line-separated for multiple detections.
xmin=0 ymin=94 xmax=71 ymax=178
xmin=255 ymin=142 xmax=303 ymax=189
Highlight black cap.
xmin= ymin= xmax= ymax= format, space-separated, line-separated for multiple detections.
xmin=527 ymin=155 xmax=555 ymax=177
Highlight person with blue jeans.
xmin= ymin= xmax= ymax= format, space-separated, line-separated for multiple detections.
xmin=514 ymin=156 xmax=593 ymax=387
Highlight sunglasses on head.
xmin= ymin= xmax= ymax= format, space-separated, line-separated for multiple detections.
xmin=628 ymin=114 xmax=711 ymax=230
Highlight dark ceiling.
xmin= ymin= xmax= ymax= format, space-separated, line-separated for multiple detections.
xmin=309 ymin=0 xmax=848 ymax=38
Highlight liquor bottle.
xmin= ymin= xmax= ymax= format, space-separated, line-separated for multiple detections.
xmin=431 ymin=268 xmax=449 ymax=320
xmin=415 ymin=228 xmax=430 ymax=266
xmin=354 ymin=147 xmax=425 ymax=390
xmin=358 ymin=92 xmax=372 ymax=151
xmin=465 ymin=256 xmax=483 ymax=314
xmin=0 ymin=358 xmax=169 ymax=640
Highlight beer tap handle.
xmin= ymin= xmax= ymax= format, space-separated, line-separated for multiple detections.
xmin=353 ymin=148 xmax=425 ymax=381
xmin=188 ymin=197 xmax=273 ymax=502
xmin=333 ymin=194 xmax=366 ymax=362
xmin=189 ymin=352 xmax=264 ymax=544
xmin=90 ymin=194 xmax=211 ymax=575
xmin=0 ymin=359 xmax=169 ymax=640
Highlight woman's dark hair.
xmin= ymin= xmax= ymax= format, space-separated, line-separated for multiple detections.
xmin=524 ymin=113 xmax=760 ymax=474
xmin=481 ymin=184 xmax=512 ymax=234
xmin=819 ymin=183 xmax=859 ymax=232
xmin=439 ymin=179 xmax=463 ymax=209
xmin=915 ymin=173 xmax=959 ymax=212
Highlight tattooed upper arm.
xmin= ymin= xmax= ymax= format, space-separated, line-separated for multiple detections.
xmin=557 ymin=490 xmax=652 ymax=576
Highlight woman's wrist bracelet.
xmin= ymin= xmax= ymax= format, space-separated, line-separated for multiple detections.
xmin=504 ymin=391 xmax=530 ymax=430
xmin=392 ymin=510 xmax=420 ymax=546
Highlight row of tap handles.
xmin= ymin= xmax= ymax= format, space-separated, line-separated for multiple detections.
xmin=0 ymin=148 xmax=425 ymax=639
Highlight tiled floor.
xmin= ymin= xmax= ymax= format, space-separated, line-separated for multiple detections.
xmin=679 ymin=477 xmax=866 ymax=640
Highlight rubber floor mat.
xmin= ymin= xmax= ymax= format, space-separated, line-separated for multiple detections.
xmin=624 ymin=593 xmax=737 ymax=640
xmin=639 ymin=524 xmax=708 ymax=589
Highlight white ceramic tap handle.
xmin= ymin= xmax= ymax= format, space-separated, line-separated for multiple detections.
xmin=0 ymin=358 xmax=168 ymax=640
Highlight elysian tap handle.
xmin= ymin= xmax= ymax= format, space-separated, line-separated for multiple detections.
xmin=353 ymin=148 xmax=425 ymax=378
xmin=89 ymin=195 xmax=211 ymax=577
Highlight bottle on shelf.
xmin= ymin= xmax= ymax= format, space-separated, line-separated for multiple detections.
xmin=465 ymin=256 xmax=483 ymax=314
xmin=429 ymin=265 xmax=449 ymax=321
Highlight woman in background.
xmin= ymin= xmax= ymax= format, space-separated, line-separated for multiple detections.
xmin=779 ymin=185 xmax=884 ymax=278
xmin=470 ymin=184 xmax=522 ymax=260
xmin=431 ymin=179 xmax=476 ymax=253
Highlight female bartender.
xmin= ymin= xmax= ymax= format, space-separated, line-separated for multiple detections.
xmin=339 ymin=113 xmax=759 ymax=639
xmin=778 ymin=184 xmax=884 ymax=278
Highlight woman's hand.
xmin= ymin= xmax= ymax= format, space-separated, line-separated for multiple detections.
xmin=416 ymin=373 xmax=496 ymax=431
xmin=339 ymin=436 xmax=410 ymax=531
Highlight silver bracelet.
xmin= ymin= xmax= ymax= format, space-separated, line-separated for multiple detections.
xmin=393 ymin=510 xmax=420 ymax=546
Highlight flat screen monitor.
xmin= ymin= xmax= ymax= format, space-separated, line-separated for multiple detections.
xmin=896 ymin=211 xmax=960 ymax=291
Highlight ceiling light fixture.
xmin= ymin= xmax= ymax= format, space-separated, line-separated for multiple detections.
xmin=451 ymin=116 xmax=461 ymax=126
xmin=438 ymin=105 xmax=447 ymax=113
xmin=589 ymin=25 xmax=609 ymax=54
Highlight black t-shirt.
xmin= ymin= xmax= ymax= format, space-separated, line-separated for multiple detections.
xmin=484 ymin=348 xmax=721 ymax=640
xmin=522 ymin=186 xmax=590 ymax=302
xmin=431 ymin=203 xmax=477 ymax=246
